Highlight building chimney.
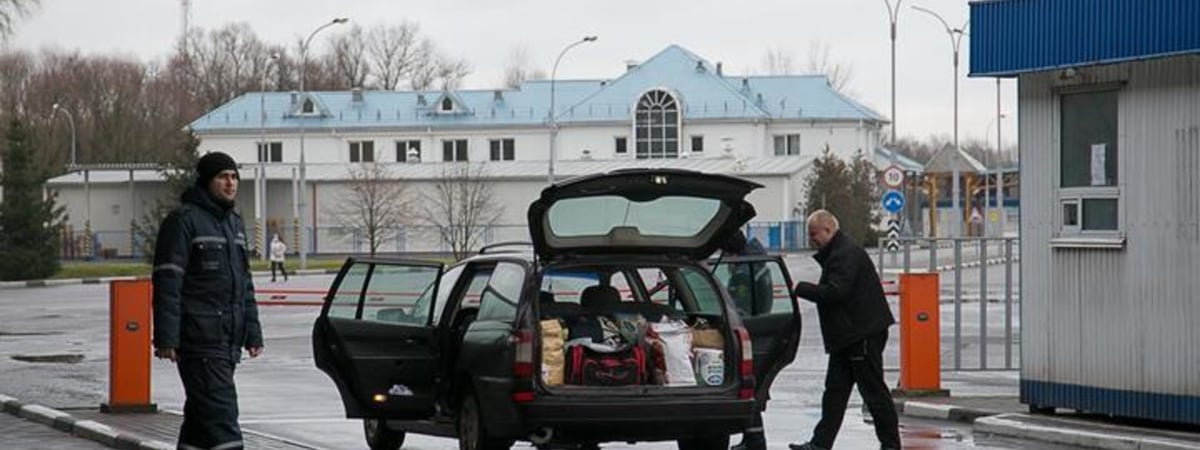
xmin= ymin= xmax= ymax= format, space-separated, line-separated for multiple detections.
xmin=716 ymin=62 xmax=723 ymax=76
xmin=416 ymin=94 xmax=427 ymax=106
xmin=493 ymin=90 xmax=504 ymax=102
xmin=625 ymin=60 xmax=639 ymax=72
xmin=695 ymin=61 xmax=706 ymax=73
xmin=351 ymin=87 xmax=363 ymax=103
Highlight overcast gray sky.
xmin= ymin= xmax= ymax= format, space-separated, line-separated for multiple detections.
xmin=7 ymin=0 xmax=1017 ymax=149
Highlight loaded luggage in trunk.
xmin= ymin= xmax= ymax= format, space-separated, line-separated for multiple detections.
xmin=535 ymin=263 xmax=737 ymax=392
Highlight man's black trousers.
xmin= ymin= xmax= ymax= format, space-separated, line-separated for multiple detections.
xmin=811 ymin=330 xmax=900 ymax=449
xmin=177 ymin=356 xmax=243 ymax=450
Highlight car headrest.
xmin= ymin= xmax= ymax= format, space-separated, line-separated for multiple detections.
xmin=580 ymin=285 xmax=621 ymax=310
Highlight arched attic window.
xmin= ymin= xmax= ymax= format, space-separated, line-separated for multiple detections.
xmin=441 ymin=97 xmax=454 ymax=112
xmin=634 ymin=90 xmax=680 ymax=159
xmin=302 ymin=98 xmax=315 ymax=114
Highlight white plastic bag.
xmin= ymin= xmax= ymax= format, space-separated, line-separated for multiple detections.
xmin=649 ymin=318 xmax=696 ymax=386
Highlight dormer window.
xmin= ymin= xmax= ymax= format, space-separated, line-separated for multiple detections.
xmin=441 ymin=97 xmax=454 ymax=112
xmin=302 ymin=99 xmax=315 ymax=114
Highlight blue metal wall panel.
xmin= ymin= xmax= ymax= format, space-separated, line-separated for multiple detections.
xmin=970 ymin=0 xmax=1200 ymax=77
xmin=1022 ymin=379 xmax=1200 ymax=425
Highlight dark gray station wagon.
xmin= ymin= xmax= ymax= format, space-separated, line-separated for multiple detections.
xmin=313 ymin=169 xmax=802 ymax=450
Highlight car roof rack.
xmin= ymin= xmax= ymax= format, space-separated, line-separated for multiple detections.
xmin=479 ymin=241 xmax=534 ymax=254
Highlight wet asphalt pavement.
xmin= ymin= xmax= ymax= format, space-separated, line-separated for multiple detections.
xmin=0 ymin=256 xmax=1069 ymax=449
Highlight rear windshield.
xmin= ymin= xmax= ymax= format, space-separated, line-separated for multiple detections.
xmin=539 ymin=263 xmax=725 ymax=317
xmin=546 ymin=195 xmax=722 ymax=238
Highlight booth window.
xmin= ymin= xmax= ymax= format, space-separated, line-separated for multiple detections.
xmin=1057 ymin=88 xmax=1121 ymax=241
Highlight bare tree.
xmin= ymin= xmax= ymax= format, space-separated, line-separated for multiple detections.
xmin=331 ymin=163 xmax=409 ymax=256
xmin=411 ymin=48 xmax=471 ymax=91
xmin=178 ymin=23 xmax=272 ymax=109
xmin=502 ymin=44 xmax=546 ymax=89
xmin=418 ymin=164 xmax=502 ymax=260
xmin=365 ymin=23 xmax=429 ymax=90
xmin=805 ymin=41 xmax=854 ymax=93
xmin=0 ymin=0 xmax=39 ymax=41
xmin=327 ymin=25 xmax=370 ymax=89
xmin=760 ymin=47 xmax=796 ymax=75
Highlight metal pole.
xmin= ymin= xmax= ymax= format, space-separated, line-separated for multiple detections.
xmin=85 ymin=169 xmax=92 ymax=259
xmin=547 ymin=36 xmax=597 ymax=184
xmin=291 ymin=167 xmax=299 ymax=256
xmin=954 ymin=238 xmax=962 ymax=370
xmin=1004 ymin=237 xmax=1014 ymax=369
xmin=929 ymin=238 xmax=937 ymax=272
xmin=913 ymin=6 xmax=967 ymax=238
xmin=997 ymin=79 xmax=1006 ymax=237
xmin=979 ymin=237 xmax=988 ymax=369
xmin=258 ymin=84 xmax=267 ymax=261
xmin=129 ymin=170 xmax=135 ymax=257
xmin=885 ymin=0 xmax=902 ymax=144
xmin=952 ymin=47 xmax=961 ymax=238
xmin=297 ymin=18 xmax=348 ymax=270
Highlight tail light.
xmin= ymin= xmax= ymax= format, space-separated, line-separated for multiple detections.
xmin=512 ymin=328 xmax=536 ymax=403
xmin=734 ymin=327 xmax=756 ymax=399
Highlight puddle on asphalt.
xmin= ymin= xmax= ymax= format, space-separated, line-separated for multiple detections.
xmin=10 ymin=353 xmax=85 ymax=363
xmin=0 ymin=331 xmax=62 ymax=336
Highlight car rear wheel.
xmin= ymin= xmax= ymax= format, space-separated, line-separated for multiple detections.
xmin=458 ymin=392 xmax=512 ymax=450
xmin=676 ymin=434 xmax=730 ymax=450
xmin=364 ymin=418 xmax=405 ymax=450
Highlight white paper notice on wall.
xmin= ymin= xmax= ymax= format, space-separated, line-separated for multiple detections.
xmin=1090 ymin=143 xmax=1107 ymax=186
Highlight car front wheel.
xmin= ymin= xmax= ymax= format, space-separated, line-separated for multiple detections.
xmin=458 ymin=392 xmax=512 ymax=450
xmin=364 ymin=418 xmax=405 ymax=450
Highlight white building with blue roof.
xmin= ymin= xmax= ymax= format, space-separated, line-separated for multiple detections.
xmin=49 ymin=45 xmax=892 ymax=256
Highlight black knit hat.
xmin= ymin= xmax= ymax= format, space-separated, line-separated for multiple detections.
xmin=196 ymin=151 xmax=239 ymax=186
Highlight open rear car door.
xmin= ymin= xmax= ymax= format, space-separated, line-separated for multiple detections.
xmin=313 ymin=258 xmax=445 ymax=420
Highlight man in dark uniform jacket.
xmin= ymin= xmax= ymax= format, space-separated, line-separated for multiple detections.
xmin=152 ymin=151 xmax=264 ymax=450
xmin=790 ymin=210 xmax=899 ymax=450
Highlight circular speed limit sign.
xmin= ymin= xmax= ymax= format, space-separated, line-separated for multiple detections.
xmin=882 ymin=165 xmax=905 ymax=188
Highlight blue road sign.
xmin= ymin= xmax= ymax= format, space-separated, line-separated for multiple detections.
xmin=882 ymin=190 xmax=905 ymax=214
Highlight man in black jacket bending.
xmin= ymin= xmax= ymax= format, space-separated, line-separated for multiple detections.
xmin=790 ymin=210 xmax=899 ymax=450
xmin=152 ymin=151 xmax=264 ymax=450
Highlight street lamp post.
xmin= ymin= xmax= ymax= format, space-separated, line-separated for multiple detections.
xmin=547 ymin=36 xmax=597 ymax=184
xmin=913 ymin=5 xmax=968 ymax=237
xmin=297 ymin=17 xmax=348 ymax=269
xmin=883 ymin=0 xmax=904 ymax=245
xmin=52 ymin=103 xmax=89 ymax=257
xmin=258 ymin=52 xmax=280 ymax=261
xmin=883 ymin=0 xmax=902 ymax=145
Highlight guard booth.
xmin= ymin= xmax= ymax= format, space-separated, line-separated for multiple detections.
xmin=971 ymin=0 xmax=1200 ymax=426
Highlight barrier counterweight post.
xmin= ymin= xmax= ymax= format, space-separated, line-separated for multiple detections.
xmin=102 ymin=279 xmax=158 ymax=413
xmin=896 ymin=272 xmax=949 ymax=397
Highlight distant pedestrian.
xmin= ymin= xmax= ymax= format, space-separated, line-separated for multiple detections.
xmin=152 ymin=151 xmax=263 ymax=450
xmin=270 ymin=234 xmax=288 ymax=282
xmin=790 ymin=210 xmax=899 ymax=450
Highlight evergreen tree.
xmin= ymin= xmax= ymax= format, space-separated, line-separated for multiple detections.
xmin=802 ymin=146 xmax=880 ymax=247
xmin=132 ymin=130 xmax=199 ymax=262
xmin=0 ymin=118 xmax=64 ymax=280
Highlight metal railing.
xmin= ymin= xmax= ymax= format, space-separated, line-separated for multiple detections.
xmin=878 ymin=237 xmax=1020 ymax=371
